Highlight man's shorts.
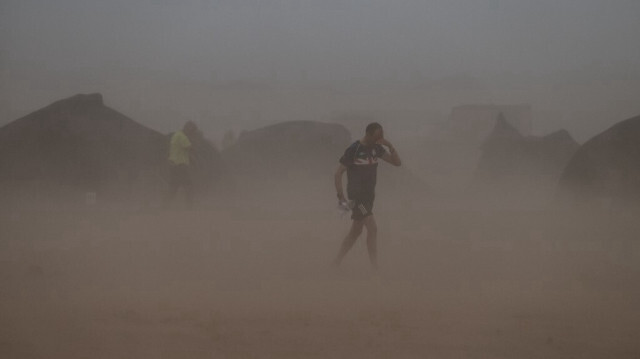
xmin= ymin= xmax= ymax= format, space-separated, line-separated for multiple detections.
xmin=350 ymin=196 xmax=375 ymax=221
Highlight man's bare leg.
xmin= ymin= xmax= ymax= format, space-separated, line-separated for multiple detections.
xmin=334 ymin=219 xmax=364 ymax=266
xmin=363 ymin=215 xmax=378 ymax=269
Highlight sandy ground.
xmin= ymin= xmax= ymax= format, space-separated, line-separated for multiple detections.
xmin=1 ymin=206 xmax=639 ymax=358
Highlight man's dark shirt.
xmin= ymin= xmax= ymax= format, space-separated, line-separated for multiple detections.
xmin=339 ymin=141 xmax=387 ymax=199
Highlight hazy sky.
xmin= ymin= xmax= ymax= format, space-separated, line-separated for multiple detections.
xmin=2 ymin=0 xmax=640 ymax=82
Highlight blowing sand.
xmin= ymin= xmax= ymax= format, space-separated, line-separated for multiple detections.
xmin=1 ymin=206 xmax=639 ymax=358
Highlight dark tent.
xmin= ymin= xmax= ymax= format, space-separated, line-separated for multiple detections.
xmin=0 ymin=93 xmax=225 ymax=206
xmin=222 ymin=120 xmax=352 ymax=177
xmin=476 ymin=114 xmax=578 ymax=179
xmin=557 ymin=114 xmax=640 ymax=206
xmin=471 ymin=114 xmax=579 ymax=204
xmin=0 ymin=93 xmax=166 ymax=188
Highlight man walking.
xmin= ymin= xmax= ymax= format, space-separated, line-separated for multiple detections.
xmin=165 ymin=121 xmax=198 ymax=208
xmin=333 ymin=122 xmax=402 ymax=269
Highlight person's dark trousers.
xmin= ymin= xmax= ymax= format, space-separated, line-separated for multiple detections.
xmin=164 ymin=163 xmax=193 ymax=209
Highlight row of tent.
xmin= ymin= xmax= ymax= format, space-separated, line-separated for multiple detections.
xmin=0 ymin=93 xmax=638 ymax=206
xmin=0 ymin=93 xmax=351 ymax=185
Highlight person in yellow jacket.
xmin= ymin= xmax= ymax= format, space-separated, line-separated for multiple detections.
xmin=165 ymin=121 xmax=198 ymax=208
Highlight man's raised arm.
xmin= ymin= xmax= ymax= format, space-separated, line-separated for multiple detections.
xmin=378 ymin=139 xmax=402 ymax=166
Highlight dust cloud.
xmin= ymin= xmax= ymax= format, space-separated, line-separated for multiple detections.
xmin=2 ymin=1 xmax=640 ymax=358
xmin=2 ymin=128 xmax=640 ymax=358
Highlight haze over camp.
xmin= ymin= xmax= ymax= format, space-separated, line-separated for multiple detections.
xmin=2 ymin=1 xmax=640 ymax=358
